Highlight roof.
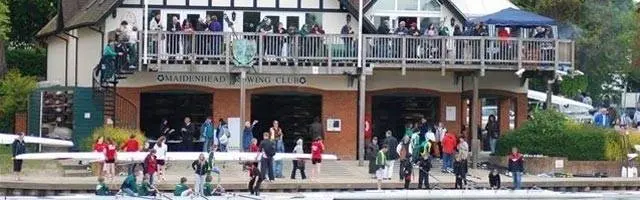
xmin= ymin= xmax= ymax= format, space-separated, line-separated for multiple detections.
xmin=36 ymin=0 xmax=122 ymax=38
xmin=470 ymin=8 xmax=557 ymax=27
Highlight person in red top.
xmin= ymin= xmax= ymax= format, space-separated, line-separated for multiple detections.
xmin=441 ymin=131 xmax=457 ymax=173
xmin=249 ymin=138 xmax=259 ymax=152
xmin=93 ymin=136 xmax=107 ymax=176
xmin=104 ymin=138 xmax=117 ymax=182
xmin=311 ymin=137 xmax=325 ymax=178
xmin=144 ymin=149 xmax=158 ymax=185
xmin=121 ymin=134 xmax=140 ymax=175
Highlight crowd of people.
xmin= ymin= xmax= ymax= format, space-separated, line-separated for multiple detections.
xmin=365 ymin=117 xmax=524 ymax=190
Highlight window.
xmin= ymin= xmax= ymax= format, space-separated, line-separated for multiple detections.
xmin=373 ymin=16 xmax=390 ymax=30
xmin=305 ymin=13 xmax=323 ymax=26
xmin=41 ymin=91 xmax=74 ymax=140
xmin=370 ymin=0 xmax=395 ymax=11
xmin=420 ymin=0 xmax=441 ymax=11
xmin=397 ymin=0 xmax=419 ymax=11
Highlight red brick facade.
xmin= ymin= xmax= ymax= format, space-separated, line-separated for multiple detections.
xmin=115 ymin=85 xmax=526 ymax=160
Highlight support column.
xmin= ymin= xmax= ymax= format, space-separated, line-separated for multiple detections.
xmin=546 ymin=76 xmax=553 ymax=110
xmin=515 ymin=93 xmax=528 ymax=128
xmin=358 ymin=73 xmax=366 ymax=166
xmin=498 ymin=97 xmax=512 ymax=135
xmin=471 ymin=73 xmax=480 ymax=168
xmin=239 ymin=70 xmax=247 ymax=147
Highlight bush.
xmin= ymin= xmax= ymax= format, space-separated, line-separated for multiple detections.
xmin=80 ymin=126 xmax=147 ymax=152
xmin=7 ymin=46 xmax=47 ymax=78
xmin=496 ymin=110 xmax=623 ymax=161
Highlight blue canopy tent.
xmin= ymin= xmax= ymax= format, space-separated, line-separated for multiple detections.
xmin=469 ymin=8 xmax=557 ymax=27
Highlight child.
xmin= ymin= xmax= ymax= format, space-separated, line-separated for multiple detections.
xmin=402 ymin=160 xmax=412 ymax=189
xmin=311 ymin=137 xmax=325 ymax=178
xmin=249 ymin=138 xmax=259 ymax=152
xmin=203 ymin=175 xmax=214 ymax=196
xmin=453 ymin=153 xmax=467 ymax=189
xmin=95 ymin=177 xmax=111 ymax=196
xmin=489 ymin=169 xmax=501 ymax=189
xmin=376 ymin=144 xmax=388 ymax=190
xmin=247 ymin=162 xmax=264 ymax=196
xmin=174 ymin=177 xmax=193 ymax=197
xmin=138 ymin=174 xmax=156 ymax=196
xmin=104 ymin=138 xmax=117 ymax=182
xmin=417 ymin=154 xmax=431 ymax=189
xmin=291 ymin=138 xmax=306 ymax=180
xmin=119 ymin=170 xmax=140 ymax=196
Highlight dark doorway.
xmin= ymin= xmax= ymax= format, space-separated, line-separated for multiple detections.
xmin=166 ymin=13 xmax=180 ymax=29
xmin=286 ymin=16 xmax=300 ymax=30
xmin=243 ymin=12 xmax=261 ymax=32
xmin=251 ymin=93 xmax=322 ymax=152
xmin=187 ymin=14 xmax=201 ymax=28
xmin=372 ymin=95 xmax=440 ymax=140
xmin=140 ymin=92 xmax=213 ymax=140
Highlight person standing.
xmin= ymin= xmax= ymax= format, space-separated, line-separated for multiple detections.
xmin=104 ymin=138 xmax=118 ymax=182
xmin=311 ymin=137 xmax=325 ymax=178
xmin=417 ymin=153 xmax=431 ymax=189
xmin=181 ymin=117 xmax=196 ymax=151
xmin=192 ymin=153 xmax=210 ymax=195
xmin=243 ymin=120 xmax=259 ymax=151
xmin=201 ymin=117 xmax=215 ymax=153
xmin=341 ymin=15 xmax=355 ymax=57
xmin=257 ymin=132 xmax=276 ymax=181
xmin=375 ymin=144 xmax=388 ymax=190
xmin=93 ymin=136 xmax=107 ymax=177
xmin=441 ymin=131 xmax=457 ymax=173
xmin=366 ymin=137 xmax=379 ymax=178
xmin=434 ymin=122 xmax=446 ymax=158
xmin=159 ymin=119 xmax=175 ymax=139
xmin=485 ymin=115 xmax=500 ymax=154
xmin=383 ymin=130 xmax=398 ymax=180
xmin=594 ymin=108 xmax=611 ymax=128
xmin=309 ymin=117 xmax=323 ymax=140
xmin=153 ymin=136 xmax=168 ymax=182
xmin=508 ymin=147 xmax=524 ymax=190
xmin=291 ymin=138 xmax=307 ymax=179
xmin=396 ymin=136 xmax=412 ymax=181
xmin=122 ymin=134 xmax=141 ymax=175
xmin=218 ymin=121 xmax=230 ymax=152
xmin=453 ymin=153 xmax=467 ymax=189
xmin=270 ymin=120 xmax=285 ymax=178
xmin=457 ymin=136 xmax=469 ymax=163
xmin=143 ymin=149 xmax=158 ymax=185
xmin=12 ymin=132 xmax=26 ymax=181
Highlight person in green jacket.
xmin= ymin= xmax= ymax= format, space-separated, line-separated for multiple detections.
xmin=101 ymin=39 xmax=120 ymax=82
xmin=95 ymin=177 xmax=111 ymax=196
xmin=404 ymin=123 xmax=414 ymax=138
xmin=376 ymin=144 xmax=389 ymax=190
xmin=203 ymin=175 xmax=214 ymax=196
xmin=119 ymin=171 xmax=140 ymax=196
xmin=138 ymin=174 xmax=156 ymax=196
xmin=174 ymin=177 xmax=193 ymax=197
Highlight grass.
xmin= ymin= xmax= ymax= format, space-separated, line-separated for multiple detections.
xmin=0 ymin=144 xmax=62 ymax=175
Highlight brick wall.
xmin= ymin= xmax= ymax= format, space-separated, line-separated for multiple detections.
xmin=117 ymin=85 xmax=358 ymax=160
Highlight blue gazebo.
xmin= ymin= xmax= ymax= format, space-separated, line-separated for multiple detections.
xmin=470 ymin=8 xmax=557 ymax=27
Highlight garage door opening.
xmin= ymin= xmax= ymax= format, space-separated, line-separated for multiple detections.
xmin=140 ymin=92 xmax=213 ymax=141
xmin=372 ymin=95 xmax=440 ymax=140
xmin=251 ymin=92 xmax=322 ymax=152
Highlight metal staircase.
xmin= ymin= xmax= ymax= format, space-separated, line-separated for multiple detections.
xmin=92 ymin=63 xmax=138 ymax=129
xmin=340 ymin=0 xmax=377 ymax=33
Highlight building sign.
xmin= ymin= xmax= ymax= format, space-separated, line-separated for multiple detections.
xmin=155 ymin=73 xmax=307 ymax=86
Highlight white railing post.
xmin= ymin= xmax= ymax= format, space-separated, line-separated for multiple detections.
xmin=328 ymin=36 xmax=333 ymax=72
xmin=225 ymin=33 xmax=231 ymax=72
xmin=401 ymin=36 xmax=407 ymax=75
xmin=517 ymin=39 xmax=523 ymax=69
xmin=258 ymin=34 xmax=263 ymax=73
xmin=554 ymin=39 xmax=560 ymax=71
xmin=480 ymin=37 xmax=485 ymax=76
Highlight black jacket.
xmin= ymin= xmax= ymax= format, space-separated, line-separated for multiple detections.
xmin=366 ymin=142 xmax=379 ymax=160
xmin=383 ymin=136 xmax=399 ymax=160
xmin=182 ymin=123 xmax=196 ymax=143
xmin=260 ymin=140 xmax=276 ymax=158
xmin=192 ymin=160 xmax=210 ymax=175
xmin=508 ymin=154 xmax=524 ymax=173
xmin=12 ymin=139 xmax=26 ymax=157
xmin=419 ymin=157 xmax=432 ymax=172
xmin=453 ymin=160 xmax=468 ymax=176
xmin=489 ymin=173 xmax=501 ymax=188
xmin=485 ymin=121 xmax=500 ymax=139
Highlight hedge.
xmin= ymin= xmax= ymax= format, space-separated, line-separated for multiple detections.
xmin=496 ymin=110 xmax=638 ymax=161
xmin=80 ymin=126 xmax=147 ymax=152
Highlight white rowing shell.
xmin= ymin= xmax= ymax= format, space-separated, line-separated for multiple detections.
xmin=0 ymin=133 xmax=74 ymax=147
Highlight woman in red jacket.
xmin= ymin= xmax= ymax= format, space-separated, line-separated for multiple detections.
xmin=104 ymin=138 xmax=117 ymax=182
xmin=441 ymin=131 xmax=457 ymax=173
xmin=93 ymin=136 xmax=107 ymax=176
xmin=311 ymin=137 xmax=325 ymax=178
xmin=144 ymin=149 xmax=158 ymax=185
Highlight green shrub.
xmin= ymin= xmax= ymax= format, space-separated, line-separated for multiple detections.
xmin=7 ymin=46 xmax=46 ymax=78
xmin=80 ymin=126 xmax=147 ymax=151
xmin=496 ymin=110 xmax=622 ymax=161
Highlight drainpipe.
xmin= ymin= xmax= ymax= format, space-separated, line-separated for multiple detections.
xmin=55 ymin=35 xmax=69 ymax=87
xmin=63 ymin=31 xmax=79 ymax=87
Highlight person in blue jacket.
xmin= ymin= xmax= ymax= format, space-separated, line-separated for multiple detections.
xmin=593 ymin=108 xmax=611 ymax=128
xmin=243 ymin=120 xmax=258 ymax=151
xmin=12 ymin=132 xmax=26 ymax=181
xmin=201 ymin=117 xmax=215 ymax=152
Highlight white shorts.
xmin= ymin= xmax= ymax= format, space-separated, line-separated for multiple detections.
xmin=376 ymin=168 xmax=385 ymax=180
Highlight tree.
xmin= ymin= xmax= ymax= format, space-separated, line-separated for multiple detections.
xmin=0 ymin=69 xmax=37 ymax=115
xmin=0 ymin=0 xmax=10 ymax=77
xmin=6 ymin=0 xmax=55 ymax=46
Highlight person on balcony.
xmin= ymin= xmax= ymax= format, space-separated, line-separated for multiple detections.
xmin=406 ymin=23 xmax=420 ymax=61
xmin=167 ymin=16 xmax=181 ymax=61
xmin=311 ymin=24 xmax=326 ymax=59
xmin=148 ymin=13 xmax=162 ymax=66
xmin=182 ymin=20 xmax=195 ymax=59
xmin=275 ymin=23 xmax=287 ymax=61
xmin=340 ymin=15 xmax=354 ymax=58
xmin=209 ymin=15 xmax=223 ymax=57
xmin=393 ymin=21 xmax=408 ymax=58
xmin=421 ymin=24 xmax=437 ymax=61
xmin=376 ymin=19 xmax=390 ymax=58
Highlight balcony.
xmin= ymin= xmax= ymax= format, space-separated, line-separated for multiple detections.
xmin=140 ymin=31 xmax=574 ymax=75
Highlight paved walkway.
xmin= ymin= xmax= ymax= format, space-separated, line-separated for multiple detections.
xmin=2 ymin=160 xmax=640 ymax=192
